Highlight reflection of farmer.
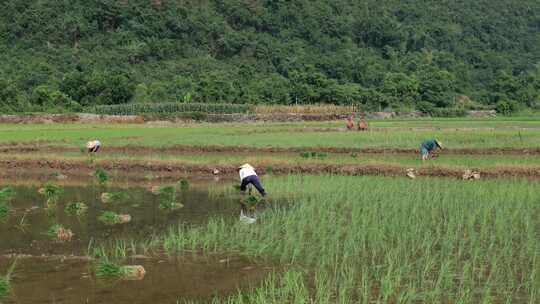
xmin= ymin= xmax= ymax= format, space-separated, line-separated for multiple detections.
xmin=86 ymin=140 xmax=101 ymax=153
xmin=420 ymin=139 xmax=443 ymax=161
xmin=238 ymin=164 xmax=266 ymax=196
xmin=346 ymin=116 xmax=354 ymax=130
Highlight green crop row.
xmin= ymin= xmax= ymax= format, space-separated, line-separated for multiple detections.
xmin=85 ymin=103 xmax=253 ymax=115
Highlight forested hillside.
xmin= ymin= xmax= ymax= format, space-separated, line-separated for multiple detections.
xmin=0 ymin=0 xmax=539 ymax=114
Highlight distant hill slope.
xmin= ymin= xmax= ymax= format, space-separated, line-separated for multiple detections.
xmin=0 ymin=0 xmax=539 ymax=114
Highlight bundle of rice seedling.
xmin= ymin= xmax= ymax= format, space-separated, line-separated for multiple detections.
xmin=47 ymin=224 xmax=74 ymax=242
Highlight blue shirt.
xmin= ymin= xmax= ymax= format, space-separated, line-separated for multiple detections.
xmin=421 ymin=139 xmax=439 ymax=152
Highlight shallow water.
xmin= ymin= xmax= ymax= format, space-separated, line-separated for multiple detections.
xmin=0 ymin=182 xmax=276 ymax=302
xmin=0 ymin=255 xmax=272 ymax=303
xmin=0 ymin=184 xmax=240 ymax=255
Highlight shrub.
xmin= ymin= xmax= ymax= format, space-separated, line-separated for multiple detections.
xmin=495 ymin=99 xmax=520 ymax=115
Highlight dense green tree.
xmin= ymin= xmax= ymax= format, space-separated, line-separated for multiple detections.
xmin=0 ymin=0 xmax=538 ymax=113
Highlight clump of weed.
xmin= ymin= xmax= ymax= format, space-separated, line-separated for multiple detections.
xmin=94 ymin=167 xmax=109 ymax=185
xmin=299 ymin=151 xmax=327 ymax=159
xmin=38 ymin=183 xmax=63 ymax=207
xmin=265 ymin=166 xmax=274 ymax=174
xmin=98 ymin=211 xmax=131 ymax=225
xmin=100 ymin=191 xmax=128 ymax=204
xmin=350 ymin=152 xmax=358 ymax=158
xmin=65 ymin=202 xmax=88 ymax=216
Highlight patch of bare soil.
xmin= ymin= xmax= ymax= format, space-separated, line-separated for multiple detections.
xmin=2 ymin=144 xmax=540 ymax=155
xmin=0 ymin=159 xmax=538 ymax=180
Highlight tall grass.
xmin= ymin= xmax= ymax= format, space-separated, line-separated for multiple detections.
xmin=162 ymin=175 xmax=540 ymax=303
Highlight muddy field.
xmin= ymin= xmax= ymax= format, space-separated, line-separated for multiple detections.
xmin=2 ymin=143 xmax=540 ymax=156
xmin=0 ymin=158 xmax=538 ymax=181
xmin=0 ymin=180 xmax=275 ymax=303
xmin=0 ymin=255 xmax=271 ymax=304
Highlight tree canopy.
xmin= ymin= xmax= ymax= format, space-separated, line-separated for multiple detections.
xmin=0 ymin=0 xmax=539 ymax=114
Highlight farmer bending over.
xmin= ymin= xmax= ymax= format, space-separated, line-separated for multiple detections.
xmin=346 ymin=116 xmax=354 ymax=130
xmin=358 ymin=117 xmax=368 ymax=131
xmin=420 ymin=139 xmax=443 ymax=161
xmin=238 ymin=164 xmax=266 ymax=196
xmin=86 ymin=140 xmax=101 ymax=153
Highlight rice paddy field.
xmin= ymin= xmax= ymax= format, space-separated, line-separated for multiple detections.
xmin=0 ymin=117 xmax=539 ymax=303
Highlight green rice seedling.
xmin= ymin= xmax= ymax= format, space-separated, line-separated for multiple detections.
xmin=0 ymin=187 xmax=14 ymax=203
xmin=94 ymin=167 xmax=109 ymax=185
xmin=159 ymin=200 xmax=184 ymax=211
xmin=265 ymin=166 xmax=274 ymax=174
xmin=95 ymin=260 xmax=124 ymax=278
xmin=98 ymin=211 xmax=131 ymax=225
xmin=98 ymin=211 xmax=121 ymax=225
xmin=0 ymin=276 xmax=9 ymax=300
xmin=0 ymin=201 xmax=10 ymax=222
xmin=100 ymin=191 xmax=128 ymax=204
xmin=95 ymin=260 xmax=145 ymax=280
xmin=299 ymin=151 xmax=311 ymax=158
xmin=65 ymin=202 xmax=88 ymax=216
xmin=0 ymin=259 xmax=17 ymax=300
xmin=159 ymin=174 xmax=540 ymax=303
xmin=47 ymin=224 xmax=73 ymax=242
xmin=178 ymin=178 xmax=190 ymax=190
xmin=150 ymin=185 xmax=175 ymax=196
xmin=299 ymin=151 xmax=327 ymax=159
xmin=38 ymin=183 xmax=63 ymax=207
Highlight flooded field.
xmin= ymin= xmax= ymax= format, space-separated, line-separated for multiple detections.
xmin=0 ymin=255 xmax=271 ymax=303
xmin=0 ymin=181 xmax=274 ymax=303
xmin=0 ymin=183 xmax=241 ymax=255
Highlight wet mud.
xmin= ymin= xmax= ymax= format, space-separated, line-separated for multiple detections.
xmin=1 ymin=143 xmax=540 ymax=155
xmin=0 ymin=255 xmax=272 ymax=304
xmin=0 ymin=159 xmax=538 ymax=180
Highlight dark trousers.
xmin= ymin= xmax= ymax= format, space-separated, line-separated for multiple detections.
xmin=240 ymin=175 xmax=266 ymax=196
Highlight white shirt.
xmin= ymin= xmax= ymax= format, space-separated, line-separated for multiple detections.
xmin=239 ymin=167 xmax=257 ymax=181
xmin=86 ymin=140 xmax=101 ymax=149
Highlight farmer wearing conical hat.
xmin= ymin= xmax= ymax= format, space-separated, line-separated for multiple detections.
xmin=238 ymin=164 xmax=266 ymax=196
xmin=420 ymin=139 xmax=443 ymax=161
xmin=86 ymin=140 xmax=101 ymax=153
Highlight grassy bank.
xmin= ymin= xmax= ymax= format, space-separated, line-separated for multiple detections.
xmin=163 ymin=175 xmax=540 ymax=303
